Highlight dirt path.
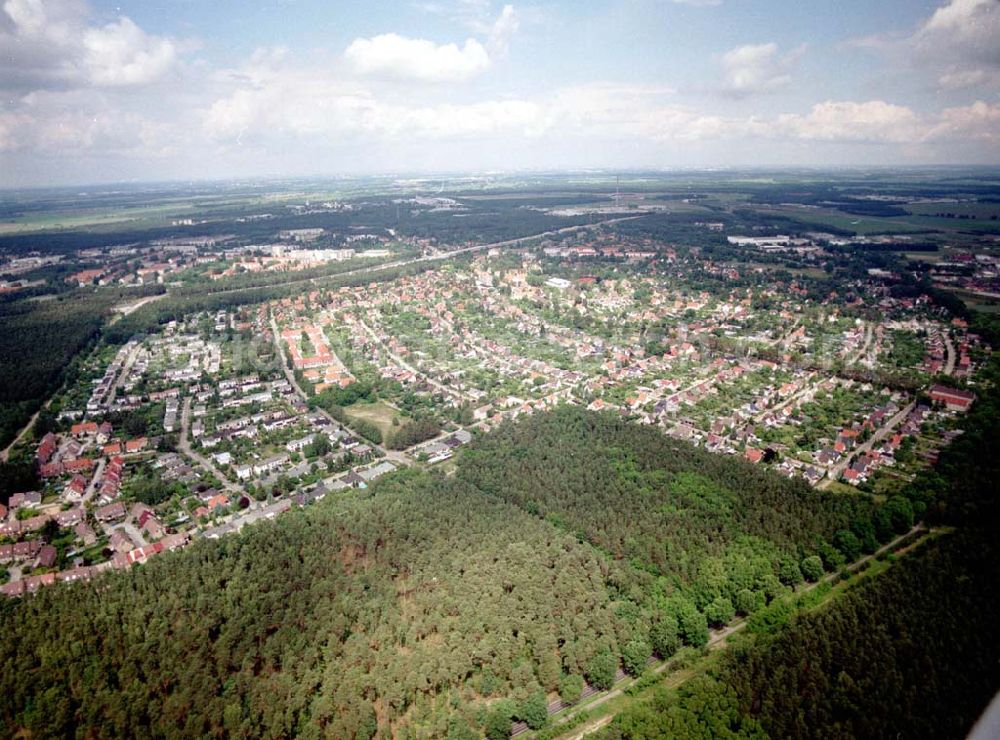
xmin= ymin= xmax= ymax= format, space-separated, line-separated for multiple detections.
xmin=108 ymin=293 xmax=167 ymax=325
xmin=538 ymin=524 xmax=927 ymax=739
xmin=0 ymin=396 xmax=53 ymax=463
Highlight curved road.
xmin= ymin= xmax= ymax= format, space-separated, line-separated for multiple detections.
xmin=268 ymin=312 xmax=412 ymax=466
xmin=4 ymin=218 xmax=639 ymax=464
xmin=178 ymin=397 xmax=243 ymax=495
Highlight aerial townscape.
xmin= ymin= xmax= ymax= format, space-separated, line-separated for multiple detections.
xmin=1 ymin=0 xmax=999 ymax=738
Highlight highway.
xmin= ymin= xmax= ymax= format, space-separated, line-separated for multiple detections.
xmin=182 ymin=216 xmax=643 ymax=298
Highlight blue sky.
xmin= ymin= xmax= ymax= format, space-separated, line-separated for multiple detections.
xmin=0 ymin=0 xmax=997 ymax=185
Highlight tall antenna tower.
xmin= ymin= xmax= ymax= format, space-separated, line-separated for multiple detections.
xmin=615 ymin=175 xmax=620 ymax=209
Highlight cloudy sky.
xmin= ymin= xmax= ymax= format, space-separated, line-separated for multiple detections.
xmin=0 ymin=0 xmax=998 ymax=186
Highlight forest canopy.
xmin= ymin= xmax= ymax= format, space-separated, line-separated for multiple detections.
xmin=0 ymin=407 xmax=893 ymax=738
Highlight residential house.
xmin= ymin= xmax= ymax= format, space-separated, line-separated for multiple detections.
xmin=35 ymin=545 xmax=57 ymax=569
xmin=95 ymin=502 xmax=126 ymax=522
xmin=928 ymin=385 xmax=976 ymax=412
xmin=74 ymin=521 xmax=97 ymax=546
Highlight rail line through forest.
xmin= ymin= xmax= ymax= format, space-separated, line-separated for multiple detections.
xmin=510 ymin=522 xmax=929 ymax=737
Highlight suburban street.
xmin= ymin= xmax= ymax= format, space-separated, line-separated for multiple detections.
xmin=268 ymin=312 xmax=413 ymax=466
xmin=106 ymin=341 xmax=143 ymax=408
xmin=819 ymin=400 xmax=915 ymax=489
xmin=944 ymin=332 xmax=956 ymax=376
xmin=178 ymin=397 xmax=243 ymax=495
xmin=355 ymin=318 xmax=475 ymax=404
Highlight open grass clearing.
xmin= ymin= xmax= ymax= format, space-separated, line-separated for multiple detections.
xmin=344 ymin=400 xmax=406 ymax=437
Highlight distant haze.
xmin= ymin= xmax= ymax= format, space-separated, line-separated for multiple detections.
xmin=1 ymin=0 xmax=998 ymax=186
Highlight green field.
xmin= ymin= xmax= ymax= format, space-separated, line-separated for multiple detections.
xmin=760 ymin=206 xmax=928 ymax=235
xmin=343 ymin=400 xmax=405 ymax=437
xmin=0 ymin=203 xmax=200 ymax=234
xmin=904 ymin=201 xmax=1000 ymax=219
xmin=752 ymin=201 xmax=1000 ymax=237
xmin=903 ymin=251 xmax=944 ymax=263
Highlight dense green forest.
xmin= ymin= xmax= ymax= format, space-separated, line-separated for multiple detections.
xmin=0 ymin=470 xmax=622 ymax=737
xmin=597 ymin=528 xmax=1000 ymax=740
xmin=596 ymin=356 xmax=1000 ymax=740
xmin=0 ymin=196 xmax=589 ymax=256
xmin=0 ymin=403 xmax=927 ymax=737
xmin=0 ymin=365 xmax=995 ymax=738
xmin=459 ymin=407 xmax=880 ymax=590
xmin=0 ymin=288 xmax=159 ymax=448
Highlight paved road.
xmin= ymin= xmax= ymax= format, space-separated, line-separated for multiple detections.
xmin=182 ymin=217 xmax=643 ymax=299
xmin=760 ymin=319 xmax=800 ymax=349
xmin=120 ymin=521 xmax=149 ymax=548
xmin=752 ymin=372 xmax=818 ymax=423
xmin=850 ymin=321 xmax=874 ymax=367
xmin=819 ymin=401 xmax=915 ymax=487
xmin=178 ymin=397 xmax=243 ymax=494
xmin=354 ymin=318 xmax=474 ymax=404
xmin=106 ymin=340 xmax=143 ymax=409
xmin=7 ymin=219 xmax=636 ymax=464
xmin=943 ymin=332 xmax=956 ymax=376
xmin=80 ymin=457 xmax=107 ymax=504
xmin=268 ymin=312 xmax=412 ymax=466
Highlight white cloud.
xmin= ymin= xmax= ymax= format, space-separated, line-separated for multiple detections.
xmin=669 ymin=0 xmax=723 ymax=6
xmin=380 ymin=99 xmax=543 ymax=137
xmin=776 ymin=100 xmax=923 ymax=143
xmin=203 ymin=58 xmax=543 ymax=142
xmin=487 ymin=4 xmax=519 ymax=57
xmin=345 ymin=32 xmax=490 ymax=82
xmin=201 ymin=40 xmax=1000 ymax=159
xmin=0 ymin=111 xmax=32 ymax=152
xmin=82 ymin=18 xmax=176 ymax=86
xmin=0 ymin=0 xmax=178 ymax=90
xmin=853 ymin=0 xmax=1000 ymax=92
xmin=929 ymin=100 xmax=1000 ymax=142
xmin=549 ymin=82 xmax=729 ymax=142
xmin=720 ymin=42 xmax=803 ymax=96
xmin=345 ymin=3 xmax=518 ymax=82
xmin=937 ymin=69 xmax=993 ymax=89
xmin=922 ymin=0 xmax=999 ymax=44
xmin=0 ymin=98 xmax=176 ymax=156
xmin=918 ymin=0 xmax=1000 ymax=88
